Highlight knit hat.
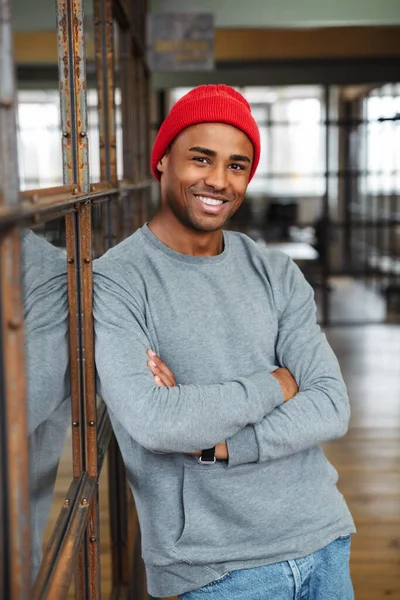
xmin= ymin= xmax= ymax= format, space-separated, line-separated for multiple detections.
xmin=151 ymin=84 xmax=260 ymax=182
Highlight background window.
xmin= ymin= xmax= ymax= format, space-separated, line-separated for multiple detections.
xmin=171 ymin=85 xmax=324 ymax=197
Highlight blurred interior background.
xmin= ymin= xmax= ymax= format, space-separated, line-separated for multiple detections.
xmin=1 ymin=0 xmax=399 ymax=599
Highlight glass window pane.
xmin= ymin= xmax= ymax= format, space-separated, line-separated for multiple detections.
xmin=21 ymin=221 xmax=71 ymax=586
xmin=364 ymin=94 xmax=400 ymax=194
xmin=17 ymin=91 xmax=63 ymax=190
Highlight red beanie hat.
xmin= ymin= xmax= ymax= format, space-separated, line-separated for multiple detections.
xmin=151 ymin=84 xmax=260 ymax=183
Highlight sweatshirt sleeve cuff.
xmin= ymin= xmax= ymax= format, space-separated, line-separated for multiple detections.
xmin=226 ymin=425 xmax=259 ymax=467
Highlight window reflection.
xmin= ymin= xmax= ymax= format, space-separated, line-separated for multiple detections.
xmin=363 ymin=84 xmax=400 ymax=194
xmin=21 ymin=226 xmax=70 ymax=579
xmin=16 ymin=87 xmax=122 ymax=188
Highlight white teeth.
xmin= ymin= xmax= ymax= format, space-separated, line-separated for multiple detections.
xmin=197 ymin=196 xmax=224 ymax=206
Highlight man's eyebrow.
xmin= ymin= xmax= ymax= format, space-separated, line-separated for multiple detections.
xmin=189 ymin=147 xmax=251 ymax=164
xmin=230 ymin=154 xmax=251 ymax=164
xmin=189 ymin=146 xmax=216 ymax=157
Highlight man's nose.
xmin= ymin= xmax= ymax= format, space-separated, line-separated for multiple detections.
xmin=204 ymin=163 xmax=228 ymax=191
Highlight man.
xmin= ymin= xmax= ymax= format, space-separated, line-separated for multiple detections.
xmin=93 ymin=85 xmax=355 ymax=599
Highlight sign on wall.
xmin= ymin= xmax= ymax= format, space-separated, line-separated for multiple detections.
xmin=147 ymin=13 xmax=214 ymax=71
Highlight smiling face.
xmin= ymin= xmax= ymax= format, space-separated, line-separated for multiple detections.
xmin=156 ymin=122 xmax=254 ymax=233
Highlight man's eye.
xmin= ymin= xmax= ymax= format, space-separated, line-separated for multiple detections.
xmin=230 ymin=163 xmax=245 ymax=171
xmin=192 ymin=157 xmax=209 ymax=164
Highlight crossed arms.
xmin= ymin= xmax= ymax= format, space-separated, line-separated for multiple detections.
xmin=146 ymin=348 xmax=298 ymax=460
xmin=93 ymin=256 xmax=350 ymax=467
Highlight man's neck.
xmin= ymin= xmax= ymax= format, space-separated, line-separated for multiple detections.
xmin=148 ymin=214 xmax=224 ymax=257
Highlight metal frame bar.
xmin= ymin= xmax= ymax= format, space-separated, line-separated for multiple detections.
xmin=32 ymin=474 xmax=93 ymax=600
xmin=0 ymin=181 xmax=152 ymax=232
xmin=55 ymin=0 xmax=88 ymax=597
xmin=0 ymin=1 xmax=31 ymax=599
xmin=31 ymin=405 xmax=112 ymax=600
xmin=95 ymin=0 xmax=118 ymax=186
xmin=93 ymin=4 xmax=131 ymax=592
xmin=321 ymin=85 xmax=331 ymax=326
xmin=0 ymin=230 xmax=31 ymax=599
xmin=55 ymin=0 xmax=106 ymax=597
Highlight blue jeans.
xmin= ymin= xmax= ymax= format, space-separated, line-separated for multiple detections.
xmin=179 ymin=535 xmax=354 ymax=600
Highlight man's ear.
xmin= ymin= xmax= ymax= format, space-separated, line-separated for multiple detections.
xmin=157 ymin=154 xmax=168 ymax=174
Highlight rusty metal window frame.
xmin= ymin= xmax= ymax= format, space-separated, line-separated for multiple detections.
xmin=1 ymin=0 xmax=150 ymax=598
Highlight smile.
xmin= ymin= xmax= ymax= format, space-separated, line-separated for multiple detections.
xmin=194 ymin=195 xmax=227 ymax=207
xmin=194 ymin=194 xmax=228 ymax=207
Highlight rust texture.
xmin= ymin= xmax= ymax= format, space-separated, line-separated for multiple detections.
xmin=56 ymin=0 xmax=74 ymax=187
xmin=94 ymin=0 xmax=117 ymax=186
xmin=120 ymin=28 xmax=133 ymax=184
xmin=65 ymin=213 xmax=83 ymax=479
xmin=56 ymin=0 xmax=101 ymax=597
xmin=72 ymin=0 xmax=90 ymax=195
xmin=80 ymin=198 xmax=100 ymax=599
xmin=32 ymin=474 xmax=98 ymax=600
xmin=0 ymin=231 xmax=31 ymax=600
xmin=0 ymin=0 xmax=32 ymax=598
xmin=55 ymin=0 xmax=84 ymax=481
xmin=55 ymin=2 xmax=91 ymax=599
xmin=72 ymin=0 xmax=101 ymax=593
xmin=0 ymin=187 xmax=122 ymax=233
xmin=21 ymin=184 xmax=76 ymax=202
xmin=32 ymin=477 xmax=81 ymax=598
xmin=64 ymin=0 xmax=103 ymax=596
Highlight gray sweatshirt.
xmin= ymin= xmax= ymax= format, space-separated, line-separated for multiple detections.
xmin=93 ymin=224 xmax=355 ymax=597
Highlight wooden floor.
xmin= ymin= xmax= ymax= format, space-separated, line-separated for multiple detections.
xmin=41 ymin=321 xmax=400 ymax=599
xmin=324 ymin=325 xmax=400 ymax=599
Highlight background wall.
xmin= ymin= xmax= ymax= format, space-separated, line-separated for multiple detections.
xmin=12 ymin=0 xmax=400 ymax=32
xmin=150 ymin=0 xmax=400 ymax=28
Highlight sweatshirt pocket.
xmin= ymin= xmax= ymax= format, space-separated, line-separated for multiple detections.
xmin=173 ymin=462 xmax=281 ymax=564
xmin=172 ymin=454 xmax=346 ymax=566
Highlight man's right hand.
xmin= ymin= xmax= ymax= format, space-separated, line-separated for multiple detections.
xmin=270 ymin=368 xmax=298 ymax=402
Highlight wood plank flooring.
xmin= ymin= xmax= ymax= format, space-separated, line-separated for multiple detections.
xmin=40 ymin=323 xmax=400 ymax=599
xmin=323 ymin=325 xmax=400 ymax=600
